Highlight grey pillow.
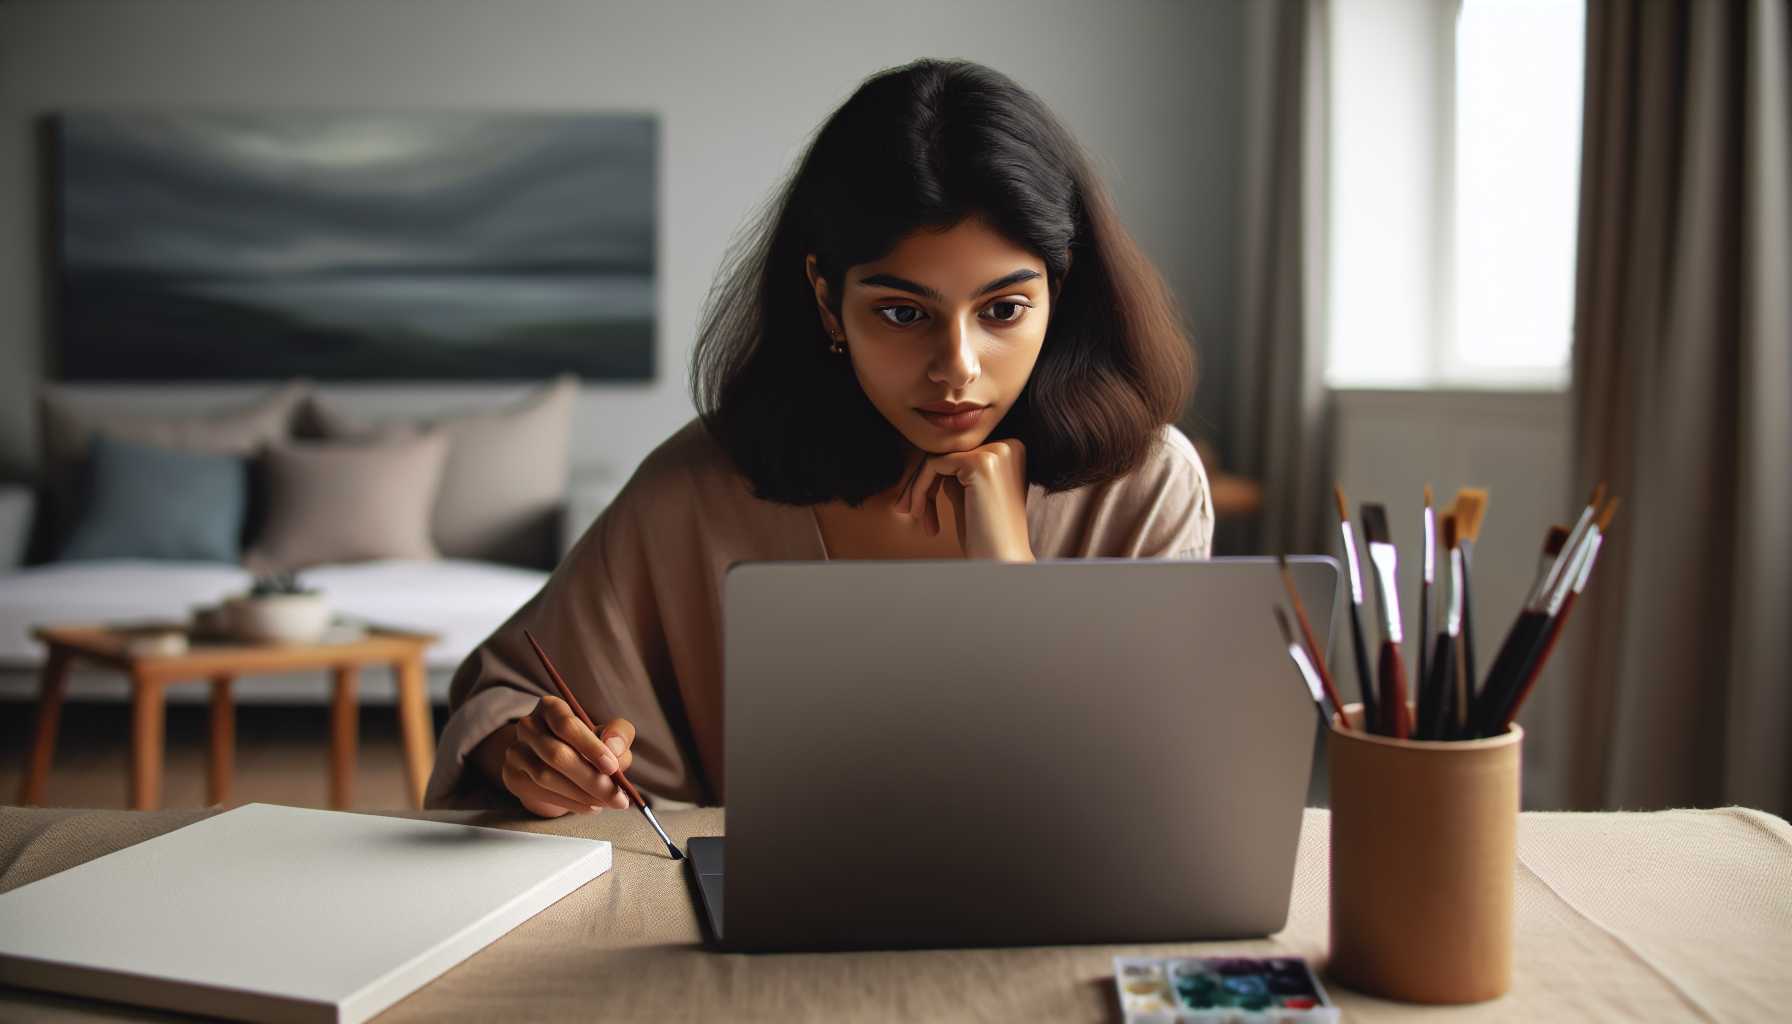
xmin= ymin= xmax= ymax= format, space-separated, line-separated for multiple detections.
xmin=58 ymin=435 xmax=247 ymax=564
xmin=243 ymin=433 xmax=450 ymax=573
xmin=299 ymin=375 xmax=576 ymax=568
xmin=35 ymin=381 xmax=309 ymax=560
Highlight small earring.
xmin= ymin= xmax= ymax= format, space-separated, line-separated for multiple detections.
xmin=829 ymin=330 xmax=846 ymax=354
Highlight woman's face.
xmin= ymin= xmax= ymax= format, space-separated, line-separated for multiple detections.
xmin=806 ymin=215 xmax=1051 ymax=461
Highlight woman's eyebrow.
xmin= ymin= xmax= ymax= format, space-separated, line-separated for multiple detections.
xmin=856 ymin=269 xmax=1041 ymax=302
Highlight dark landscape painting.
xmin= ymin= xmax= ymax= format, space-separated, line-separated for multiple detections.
xmin=52 ymin=111 xmax=656 ymax=380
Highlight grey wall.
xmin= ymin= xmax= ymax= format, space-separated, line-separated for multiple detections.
xmin=0 ymin=0 xmax=1246 ymax=487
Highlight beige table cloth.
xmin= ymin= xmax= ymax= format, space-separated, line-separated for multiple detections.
xmin=0 ymin=804 xmax=1787 ymax=1021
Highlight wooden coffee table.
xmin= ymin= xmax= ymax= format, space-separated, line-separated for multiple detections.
xmin=16 ymin=624 xmax=440 ymax=811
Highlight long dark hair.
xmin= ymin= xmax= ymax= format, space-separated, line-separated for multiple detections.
xmin=689 ymin=57 xmax=1195 ymax=507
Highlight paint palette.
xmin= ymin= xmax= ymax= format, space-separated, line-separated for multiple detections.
xmin=1113 ymin=955 xmax=1340 ymax=1023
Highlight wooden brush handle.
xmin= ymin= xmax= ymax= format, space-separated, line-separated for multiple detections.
xmin=1417 ymin=632 xmax=1453 ymax=740
xmin=1418 ymin=581 xmax=1432 ymax=688
xmin=1378 ymin=642 xmax=1413 ymax=739
xmin=1348 ymin=607 xmax=1378 ymax=727
xmin=1497 ymin=593 xmax=1580 ymax=733
xmin=1281 ymin=568 xmax=1351 ymax=730
xmin=1460 ymin=551 xmax=1479 ymax=703
xmin=524 ymin=628 xmax=645 ymax=809
xmin=606 ymin=765 xmax=647 ymax=808
xmin=1472 ymin=612 xmax=1549 ymax=737
xmin=1451 ymin=628 xmax=1471 ymax=740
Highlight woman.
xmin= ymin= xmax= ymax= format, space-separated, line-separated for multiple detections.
xmin=423 ymin=58 xmax=1214 ymax=816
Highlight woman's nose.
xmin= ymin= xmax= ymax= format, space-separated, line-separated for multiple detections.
xmin=930 ymin=314 xmax=980 ymax=386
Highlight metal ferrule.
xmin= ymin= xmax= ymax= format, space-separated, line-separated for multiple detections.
xmin=1536 ymin=504 xmax=1599 ymax=608
xmin=1367 ymin=542 xmax=1403 ymax=643
xmin=1339 ymin=523 xmax=1365 ymax=605
xmin=1530 ymin=553 xmax=1555 ymax=601
xmin=1423 ymin=507 xmax=1436 ymax=584
xmin=1446 ymin=548 xmax=1465 ymax=636
xmin=1288 ymin=643 xmax=1325 ymax=703
xmin=639 ymin=804 xmax=682 ymax=858
xmin=1545 ymin=527 xmax=1600 ymax=616
xmin=1572 ymin=533 xmax=1606 ymax=593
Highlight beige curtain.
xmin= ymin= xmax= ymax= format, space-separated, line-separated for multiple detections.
xmin=1570 ymin=0 xmax=1792 ymax=815
xmin=1230 ymin=0 xmax=1332 ymax=556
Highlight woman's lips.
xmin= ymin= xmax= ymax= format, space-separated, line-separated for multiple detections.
xmin=918 ymin=406 xmax=988 ymax=430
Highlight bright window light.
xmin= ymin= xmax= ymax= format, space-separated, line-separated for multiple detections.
xmin=1324 ymin=0 xmax=1584 ymax=388
xmin=1451 ymin=0 xmax=1584 ymax=384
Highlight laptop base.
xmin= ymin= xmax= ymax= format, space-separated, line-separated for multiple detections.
xmin=687 ymin=836 xmax=725 ymax=947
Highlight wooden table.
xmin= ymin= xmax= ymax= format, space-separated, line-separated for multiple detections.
xmin=16 ymin=625 xmax=439 ymax=811
xmin=0 ymin=803 xmax=1786 ymax=1021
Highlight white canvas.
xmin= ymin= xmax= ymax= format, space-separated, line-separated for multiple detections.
xmin=0 ymin=803 xmax=612 ymax=1023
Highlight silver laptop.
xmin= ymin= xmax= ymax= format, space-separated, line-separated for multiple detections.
xmin=690 ymin=556 xmax=1341 ymax=953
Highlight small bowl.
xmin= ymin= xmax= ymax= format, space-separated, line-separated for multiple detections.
xmin=191 ymin=604 xmax=232 ymax=638
xmin=228 ymin=592 xmax=331 ymax=645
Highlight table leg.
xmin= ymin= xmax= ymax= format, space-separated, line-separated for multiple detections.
xmin=208 ymin=675 xmax=234 ymax=806
xmin=130 ymin=670 xmax=165 ymax=811
xmin=19 ymin=646 xmax=73 ymax=806
xmin=330 ymin=665 xmax=359 ymax=810
xmin=393 ymin=656 xmax=436 ymax=809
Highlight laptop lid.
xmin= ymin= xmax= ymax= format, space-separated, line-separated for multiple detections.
xmin=721 ymin=556 xmax=1341 ymax=953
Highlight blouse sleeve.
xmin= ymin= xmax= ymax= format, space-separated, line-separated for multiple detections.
xmin=1129 ymin=425 xmax=1216 ymax=560
xmin=421 ymin=474 xmax=701 ymax=810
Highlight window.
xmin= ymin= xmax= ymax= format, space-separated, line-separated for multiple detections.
xmin=1325 ymin=0 xmax=1585 ymax=389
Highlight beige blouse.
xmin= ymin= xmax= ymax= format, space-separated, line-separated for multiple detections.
xmin=422 ymin=416 xmax=1216 ymax=810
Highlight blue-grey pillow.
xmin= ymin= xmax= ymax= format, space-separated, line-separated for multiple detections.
xmin=58 ymin=435 xmax=248 ymax=563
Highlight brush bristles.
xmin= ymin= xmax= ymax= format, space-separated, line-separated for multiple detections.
xmin=1333 ymin=484 xmax=1349 ymax=523
xmin=1597 ymin=497 xmax=1623 ymax=531
xmin=1441 ymin=513 xmax=1458 ymax=550
xmin=1424 ymin=483 xmax=1434 ymax=508
xmin=1274 ymin=606 xmax=1296 ymax=645
xmin=1360 ymin=503 xmax=1391 ymax=546
xmin=1454 ymin=488 xmax=1489 ymax=541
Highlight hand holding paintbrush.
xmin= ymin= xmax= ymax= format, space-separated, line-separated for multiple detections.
xmin=522 ymin=628 xmax=685 ymax=860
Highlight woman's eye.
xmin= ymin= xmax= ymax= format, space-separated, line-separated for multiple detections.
xmin=875 ymin=305 xmax=925 ymax=327
xmin=873 ymin=301 xmax=1028 ymax=328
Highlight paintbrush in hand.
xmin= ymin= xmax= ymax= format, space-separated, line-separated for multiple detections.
xmin=523 ymin=628 xmax=685 ymax=861
xmin=1360 ymin=503 xmax=1412 ymax=738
